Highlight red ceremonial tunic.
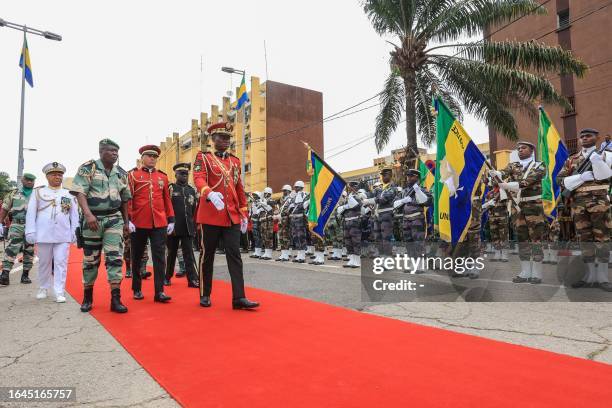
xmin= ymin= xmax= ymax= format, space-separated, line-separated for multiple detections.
xmin=193 ymin=150 xmax=247 ymax=227
xmin=128 ymin=167 xmax=175 ymax=229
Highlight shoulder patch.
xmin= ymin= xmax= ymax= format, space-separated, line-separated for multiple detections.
xmin=116 ymin=165 xmax=128 ymax=177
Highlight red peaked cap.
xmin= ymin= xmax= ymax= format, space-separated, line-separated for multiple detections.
xmin=207 ymin=122 xmax=233 ymax=136
xmin=139 ymin=145 xmax=161 ymax=156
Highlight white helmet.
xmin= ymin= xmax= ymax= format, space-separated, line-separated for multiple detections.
xmin=263 ymin=187 xmax=273 ymax=195
xmin=294 ymin=180 xmax=305 ymax=188
xmin=282 ymin=184 xmax=292 ymax=192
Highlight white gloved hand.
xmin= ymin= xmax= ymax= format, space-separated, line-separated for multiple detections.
xmin=362 ymin=197 xmax=376 ymax=206
xmin=499 ymin=182 xmax=520 ymax=193
xmin=337 ymin=205 xmax=346 ymax=215
xmin=393 ymin=199 xmax=404 ymax=210
xmin=25 ymin=233 xmax=36 ymax=245
xmin=580 ymin=171 xmax=595 ymax=182
xmin=128 ymin=221 xmax=136 ymax=233
xmin=167 ymin=222 xmax=175 ymax=235
xmin=590 ymin=153 xmax=603 ymax=163
xmin=240 ymin=217 xmax=248 ymax=234
xmin=488 ymin=170 xmax=502 ymax=179
xmin=207 ymin=191 xmax=225 ymax=210
xmin=0 ymin=224 xmax=4 ymax=236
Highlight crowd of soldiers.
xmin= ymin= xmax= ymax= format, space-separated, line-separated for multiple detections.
xmin=246 ymin=128 xmax=611 ymax=292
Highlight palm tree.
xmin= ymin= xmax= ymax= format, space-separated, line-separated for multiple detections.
xmin=364 ymin=0 xmax=587 ymax=154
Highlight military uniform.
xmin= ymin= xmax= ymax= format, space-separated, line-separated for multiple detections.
xmin=339 ymin=184 xmax=363 ymax=268
xmin=557 ymin=134 xmax=612 ymax=291
xmin=484 ymin=187 xmax=509 ymax=262
xmin=373 ymin=181 xmax=399 ymax=256
xmin=276 ymin=187 xmax=294 ymax=261
xmin=249 ymin=193 xmax=263 ymax=258
xmin=71 ymin=139 xmax=131 ymax=313
xmin=165 ymin=163 xmax=198 ymax=287
xmin=289 ymin=183 xmax=309 ymax=262
xmin=259 ymin=188 xmax=277 ymax=260
xmin=0 ymin=175 xmax=36 ymax=285
xmin=325 ymin=194 xmax=345 ymax=260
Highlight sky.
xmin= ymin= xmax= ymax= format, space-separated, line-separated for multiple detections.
xmin=0 ymin=0 xmax=488 ymax=182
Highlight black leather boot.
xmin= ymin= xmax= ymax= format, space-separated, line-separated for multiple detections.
xmin=110 ymin=288 xmax=128 ymax=313
xmin=0 ymin=270 xmax=9 ymax=286
xmin=80 ymin=287 xmax=93 ymax=312
xmin=20 ymin=270 xmax=32 ymax=284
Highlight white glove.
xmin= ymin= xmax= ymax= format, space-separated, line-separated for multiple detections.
xmin=482 ymin=199 xmax=495 ymax=210
xmin=591 ymin=153 xmax=612 ymax=180
xmin=240 ymin=217 xmax=248 ymax=234
xmin=414 ymin=187 xmax=428 ymax=204
xmin=207 ymin=191 xmax=225 ymax=210
xmin=489 ymin=170 xmax=502 ymax=179
xmin=167 ymin=222 xmax=175 ymax=235
xmin=362 ymin=197 xmax=376 ymax=206
xmin=393 ymin=199 xmax=404 ymax=210
xmin=0 ymin=225 xmax=4 ymax=236
xmin=562 ymin=174 xmax=584 ymax=191
xmin=499 ymin=182 xmax=520 ymax=193
xmin=337 ymin=205 xmax=346 ymax=215
xmin=580 ymin=171 xmax=594 ymax=182
xmin=128 ymin=221 xmax=136 ymax=233
xmin=25 ymin=233 xmax=36 ymax=245
xmin=590 ymin=153 xmax=603 ymax=163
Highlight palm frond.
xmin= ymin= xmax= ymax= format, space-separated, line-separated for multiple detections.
xmin=362 ymin=0 xmax=410 ymax=37
xmin=374 ymin=71 xmax=405 ymax=152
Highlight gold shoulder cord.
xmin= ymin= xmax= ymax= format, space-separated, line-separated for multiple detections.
xmin=35 ymin=188 xmax=59 ymax=219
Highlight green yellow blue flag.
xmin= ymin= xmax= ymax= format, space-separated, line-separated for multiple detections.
xmin=306 ymin=145 xmax=346 ymax=238
xmin=433 ymin=97 xmax=487 ymax=243
xmin=19 ymin=38 xmax=34 ymax=87
xmin=235 ymin=73 xmax=249 ymax=110
xmin=417 ymin=158 xmax=435 ymax=190
xmin=537 ymin=106 xmax=568 ymax=218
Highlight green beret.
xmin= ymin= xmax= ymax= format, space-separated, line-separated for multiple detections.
xmin=99 ymin=138 xmax=120 ymax=149
xmin=23 ymin=173 xmax=36 ymax=181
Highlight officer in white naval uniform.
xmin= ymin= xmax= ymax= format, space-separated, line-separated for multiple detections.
xmin=25 ymin=162 xmax=79 ymax=303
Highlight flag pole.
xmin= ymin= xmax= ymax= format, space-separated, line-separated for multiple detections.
xmin=17 ymin=28 xmax=27 ymax=182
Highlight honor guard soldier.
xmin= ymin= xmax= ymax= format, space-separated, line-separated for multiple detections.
xmin=0 ymin=173 xmax=36 ymax=285
xmin=193 ymin=122 xmax=259 ymax=309
xmin=482 ymin=183 xmax=510 ymax=262
xmin=369 ymin=166 xmax=399 ymax=257
xmin=557 ymin=128 xmax=612 ymax=291
xmin=249 ymin=192 xmax=263 ymax=258
xmin=164 ymin=163 xmax=199 ymax=288
xmin=326 ymin=191 xmax=346 ymax=261
xmin=290 ymin=180 xmax=309 ymax=263
xmin=490 ymin=141 xmax=547 ymax=284
xmin=128 ymin=145 xmax=175 ymax=303
xmin=259 ymin=187 xmax=276 ymax=260
xmin=337 ymin=181 xmax=363 ymax=268
xmin=25 ymin=162 xmax=79 ymax=302
xmin=71 ymin=139 xmax=131 ymax=313
xmin=393 ymin=169 xmax=432 ymax=272
xmin=276 ymin=185 xmax=294 ymax=262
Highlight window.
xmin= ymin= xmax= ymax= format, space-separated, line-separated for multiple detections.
xmin=565 ymin=95 xmax=576 ymax=115
xmin=558 ymin=9 xmax=570 ymax=30
xmin=245 ymin=163 xmax=251 ymax=173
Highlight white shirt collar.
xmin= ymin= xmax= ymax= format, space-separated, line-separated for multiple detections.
xmin=582 ymin=146 xmax=596 ymax=157
xmin=519 ymin=154 xmax=534 ymax=169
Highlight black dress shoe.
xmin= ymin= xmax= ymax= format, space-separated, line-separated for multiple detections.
xmin=512 ymin=276 xmax=530 ymax=283
xmin=187 ymin=280 xmax=200 ymax=288
xmin=199 ymin=296 xmax=211 ymax=307
xmin=154 ymin=292 xmax=172 ymax=303
xmin=175 ymin=271 xmax=185 ymax=278
xmin=133 ymin=290 xmax=144 ymax=300
xmin=571 ymin=280 xmax=587 ymax=288
xmin=163 ymin=278 xmax=171 ymax=286
xmin=141 ymin=271 xmax=152 ymax=279
xmin=232 ymin=298 xmax=259 ymax=310
xmin=20 ymin=272 xmax=32 ymax=284
xmin=528 ymin=277 xmax=542 ymax=284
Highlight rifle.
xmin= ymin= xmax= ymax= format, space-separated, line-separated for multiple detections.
xmin=484 ymin=160 xmax=521 ymax=212
xmin=561 ymin=140 xmax=611 ymax=200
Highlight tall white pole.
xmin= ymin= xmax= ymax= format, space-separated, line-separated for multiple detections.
xmin=17 ymin=28 xmax=26 ymax=182
xmin=241 ymin=96 xmax=247 ymax=189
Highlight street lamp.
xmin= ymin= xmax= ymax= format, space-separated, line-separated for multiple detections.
xmin=221 ymin=66 xmax=247 ymax=187
xmin=0 ymin=18 xmax=61 ymax=182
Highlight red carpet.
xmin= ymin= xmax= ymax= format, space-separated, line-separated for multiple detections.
xmin=65 ymin=246 xmax=612 ymax=407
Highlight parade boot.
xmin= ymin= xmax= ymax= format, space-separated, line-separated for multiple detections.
xmin=351 ymin=254 xmax=361 ymax=269
xmin=232 ymin=297 xmax=260 ymax=310
xmin=110 ymin=288 xmax=128 ymax=313
xmin=20 ymin=270 xmax=32 ymax=284
xmin=490 ymin=250 xmax=500 ymax=262
xmin=341 ymin=247 xmax=348 ymax=259
xmin=275 ymin=250 xmax=288 ymax=261
xmin=250 ymin=248 xmax=262 ymax=258
xmin=306 ymin=245 xmax=314 ymax=256
xmin=543 ymin=249 xmax=551 ymax=264
xmin=287 ymin=249 xmax=293 ymax=260
xmin=260 ymin=249 xmax=273 ymax=260
xmin=500 ymin=249 xmax=509 ymax=262
xmin=36 ymin=288 xmax=48 ymax=299
xmin=343 ymin=254 xmax=355 ymax=268
xmin=572 ymin=263 xmax=595 ymax=288
xmin=549 ymin=249 xmax=558 ymax=265
xmin=292 ymin=250 xmax=305 ymax=263
xmin=125 ymin=267 xmax=132 ymax=279
xmin=80 ymin=287 xmax=93 ymax=312
xmin=513 ymin=260 xmax=531 ymax=283
xmin=468 ymin=265 xmax=480 ymax=279
xmin=595 ymin=263 xmax=612 ymax=291
xmin=529 ymin=261 xmax=543 ymax=284
xmin=309 ymin=251 xmax=324 ymax=265
xmin=0 ymin=270 xmax=10 ymax=286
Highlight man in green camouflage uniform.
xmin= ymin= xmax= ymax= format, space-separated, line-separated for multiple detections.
xmin=70 ymin=139 xmax=132 ymax=313
xmin=557 ymin=128 xmax=612 ymax=291
xmin=0 ymin=174 xmax=37 ymax=285
xmin=326 ymin=191 xmax=346 ymax=260
xmin=483 ymin=185 xmax=509 ymax=262
xmin=491 ymin=141 xmax=547 ymax=284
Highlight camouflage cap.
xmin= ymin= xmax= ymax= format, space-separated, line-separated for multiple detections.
xmin=99 ymin=138 xmax=120 ymax=149
xmin=22 ymin=173 xmax=36 ymax=181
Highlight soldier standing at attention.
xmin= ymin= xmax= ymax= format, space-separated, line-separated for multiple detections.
xmin=259 ymin=187 xmax=276 ymax=260
xmin=70 ymin=139 xmax=131 ymax=313
xmin=482 ymin=182 xmax=510 ymax=262
xmin=370 ymin=167 xmax=399 ymax=258
xmin=557 ymin=128 xmax=612 ymax=291
xmin=164 ymin=163 xmax=199 ymax=288
xmin=276 ymin=185 xmax=294 ymax=262
xmin=290 ymin=180 xmax=308 ymax=263
xmin=0 ymin=173 xmax=36 ymax=285
xmin=490 ymin=141 xmax=547 ymax=284
xmin=337 ymin=181 xmax=363 ymax=268
xmin=249 ymin=192 xmax=263 ymax=258
xmin=128 ymin=145 xmax=174 ymax=303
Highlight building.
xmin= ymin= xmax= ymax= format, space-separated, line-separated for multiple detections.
xmin=157 ymin=77 xmax=323 ymax=193
xmin=487 ymin=0 xmax=612 ymax=163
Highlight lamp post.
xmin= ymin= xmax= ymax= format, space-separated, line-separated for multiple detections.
xmin=0 ymin=18 xmax=61 ymax=181
xmin=221 ymin=66 xmax=247 ymax=187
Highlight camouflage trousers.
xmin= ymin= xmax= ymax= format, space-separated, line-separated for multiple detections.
xmin=123 ymin=229 xmax=149 ymax=272
xmin=403 ymin=214 xmax=426 ymax=257
xmin=513 ymin=202 xmax=547 ymax=262
xmin=455 ymin=230 xmax=482 ymax=259
xmin=325 ymin=219 xmax=343 ymax=248
xmin=290 ymin=215 xmax=307 ymax=250
xmin=260 ymin=216 xmax=274 ymax=249
xmin=489 ymin=216 xmax=509 ymax=250
xmin=312 ymin=231 xmax=325 ymax=251
xmin=82 ymin=213 xmax=124 ymax=286
xmin=2 ymin=222 xmax=34 ymax=272
xmin=374 ymin=211 xmax=394 ymax=255
xmin=343 ymin=218 xmax=361 ymax=255
xmin=572 ymin=194 xmax=612 ymax=263
xmin=279 ymin=215 xmax=291 ymax=250
xmin=252 ymin=220 xmax=262 ymax=248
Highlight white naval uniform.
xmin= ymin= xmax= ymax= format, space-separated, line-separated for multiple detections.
xmin=25 ymin=186 xmax=79 ymax=296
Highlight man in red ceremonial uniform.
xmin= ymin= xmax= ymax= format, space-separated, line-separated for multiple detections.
xmin=193 ymin=122 xmax=259 ymax=309
xmin=128 ymin=145 xmax=174 ymax=303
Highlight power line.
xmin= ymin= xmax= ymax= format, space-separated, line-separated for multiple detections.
xmin=533 ymin=1 xmax=612 ymax=41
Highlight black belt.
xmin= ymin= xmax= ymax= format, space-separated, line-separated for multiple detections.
xmin=11 ymin=219 xmax=26 ymax=225
xmin=91 ymin=208 xmax=121 ymax=216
